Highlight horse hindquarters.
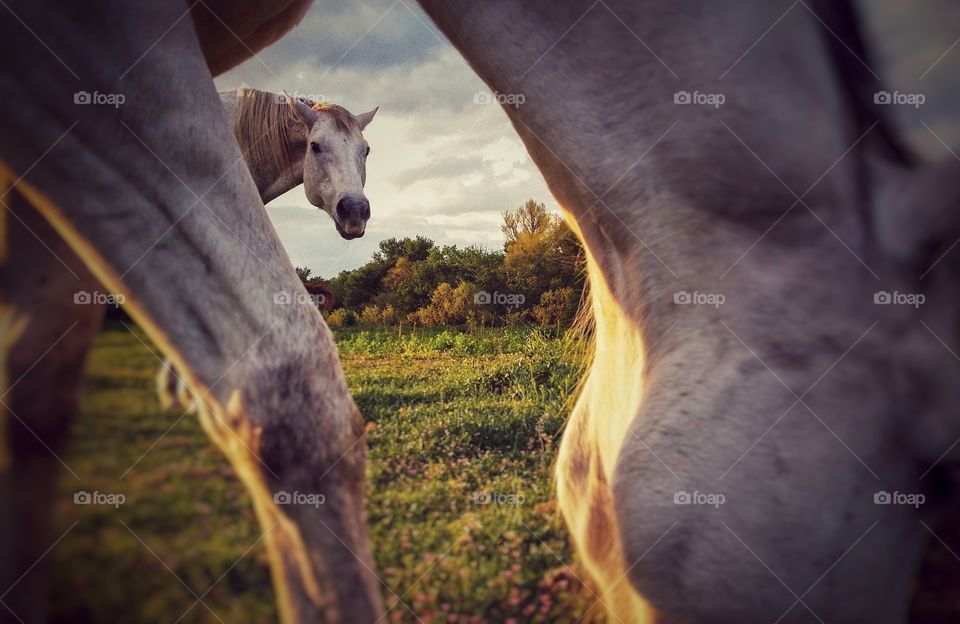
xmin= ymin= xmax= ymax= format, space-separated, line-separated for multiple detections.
xmin=0 ymin=191 xmax=104 ymax=623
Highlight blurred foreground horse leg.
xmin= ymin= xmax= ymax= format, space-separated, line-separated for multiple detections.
xmin=0 ymin=1 xmax=381 ymax=621
xmin=0 ymin=192 xmax=103 ymax=624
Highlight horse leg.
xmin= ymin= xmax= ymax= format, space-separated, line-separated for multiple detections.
xmin=0 ymin=1 xmax=381 ymax=621
xmin=0 ymin=190 xmax=104 ymax=623
xmin=607 ymin=336 xmax=926 ymax=624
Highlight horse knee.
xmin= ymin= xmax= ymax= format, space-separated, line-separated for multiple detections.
xmin=206 ymin=351 xmax=379 ymax=620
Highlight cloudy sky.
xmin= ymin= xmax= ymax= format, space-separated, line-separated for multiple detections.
xmin=214 ymin=0 xmax=960 ymax=279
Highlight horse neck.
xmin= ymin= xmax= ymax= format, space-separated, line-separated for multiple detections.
xmin=221 ymin=89 xmax=307 ymax=204
xmin=258 ymin=150 xmax=305 ymax=204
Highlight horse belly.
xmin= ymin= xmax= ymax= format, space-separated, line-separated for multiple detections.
xmin=191 ymin=0 xmax=313 ymax=75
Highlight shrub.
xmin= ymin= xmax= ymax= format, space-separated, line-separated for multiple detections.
xmin=412 ymin=282 xmax=473 ymax=326
xmin=326 ymin=308 xmax=358 ymax=328
xmin=380 ymin=304 xmax=401 ymax=326
xmin=533 ymin=287 xmax=578 ymax=326
xmin=360 ymin=305 xmax=383 ymax=326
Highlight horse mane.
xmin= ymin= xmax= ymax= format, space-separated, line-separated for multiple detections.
xmin=233 ymin=86 xmax=300 ymax=174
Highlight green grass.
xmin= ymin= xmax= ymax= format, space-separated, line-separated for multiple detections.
xmin=50 ymin=322 xmax=601 ymax=623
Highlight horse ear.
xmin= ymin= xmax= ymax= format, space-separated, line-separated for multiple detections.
xmin=282 ymin=91 xmax=318 ymax=127
xmin=355 ymin=106 xmax=378 ymax=130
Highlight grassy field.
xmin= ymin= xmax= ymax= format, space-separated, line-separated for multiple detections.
xmin=50 ymin=322 xmax=601 ymax=623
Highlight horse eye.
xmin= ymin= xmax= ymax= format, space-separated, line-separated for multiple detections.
xmin=310 ymin=142 xmax=321 ymax=153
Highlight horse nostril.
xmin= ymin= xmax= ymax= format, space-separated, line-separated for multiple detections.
xmin=336 ymin=196 xmax=370 ymax=222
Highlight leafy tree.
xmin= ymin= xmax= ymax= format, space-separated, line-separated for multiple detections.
xmin=374 ymin=236 xmax=434 ymax=265
xmin=295 ymin=266 xmax=312 ymax=282
xmin=330 ymin=237 xmax=437 ymax=311
xmin=502 ymin=200 xmax=550 ymax=245
xmin=503 ymin=206 xmax=584 ymax=306
xmin=383 ymin=257 xmax=413 ymax=290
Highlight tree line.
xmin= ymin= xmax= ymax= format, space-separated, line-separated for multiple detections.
xmin=300 ymin=200 xmax=587 ymax=328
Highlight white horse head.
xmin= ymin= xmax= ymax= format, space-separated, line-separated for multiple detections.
xmin=228 ymin=87 xmax=377 ymax=239
xmin=284 ymin=93 xmax=377 ymax=239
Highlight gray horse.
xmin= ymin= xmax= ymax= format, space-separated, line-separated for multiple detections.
xmin=417 ymin=1 xmax=960 ymax=622
xmin=221 ymin=86 xmax=377 ymax=239
xmin=158 ymin=86 xmax=377 ymax=413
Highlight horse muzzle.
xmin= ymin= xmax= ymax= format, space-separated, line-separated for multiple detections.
xmin=334 ymin=194 xmax=369 ymax=239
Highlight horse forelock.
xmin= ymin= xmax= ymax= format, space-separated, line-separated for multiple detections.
xmin=311 ymin=101 xmax=358 ymax=134
xmin=233 ymin=86 xmax=300 ymax=175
